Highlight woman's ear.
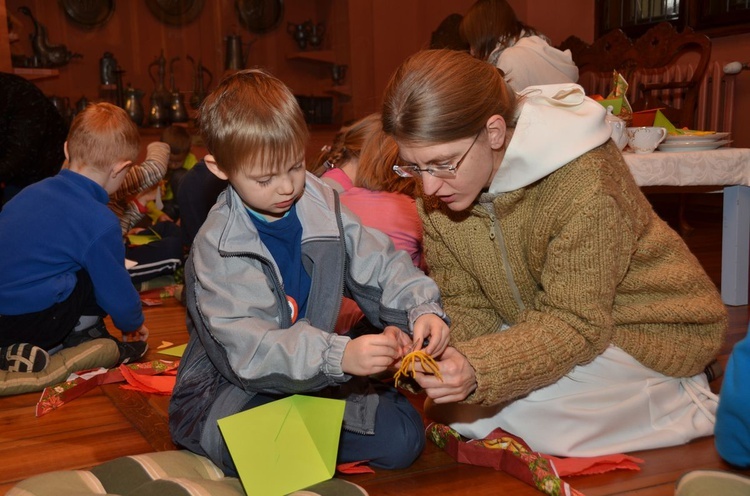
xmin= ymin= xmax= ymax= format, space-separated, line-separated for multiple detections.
xmin=204 ymin=155 xmax=229 ymax=180
xmin=485 ymin=115 xmax=507 ymax=150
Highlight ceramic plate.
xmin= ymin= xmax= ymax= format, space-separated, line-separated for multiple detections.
xmin=664 ymin=132 xmax=730 ymax=143
xmin=658 ymin=140 xmax=731 ymax=152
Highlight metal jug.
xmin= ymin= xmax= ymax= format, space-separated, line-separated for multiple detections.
xmin=187 ymin=55 xmax=213 ymax=110
xmin=167 ymin=57 xmax=188 ymax=123
xmin=148 ymin=51 xmax=170 ymax=126
xmin=224 ymin=34 xmax=254 ymax=71
xmin=124 ymin=86 xmax=145 ymax=126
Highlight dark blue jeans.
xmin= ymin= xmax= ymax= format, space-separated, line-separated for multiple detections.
xmin=0 ymin=271 xmax=104 ymax=350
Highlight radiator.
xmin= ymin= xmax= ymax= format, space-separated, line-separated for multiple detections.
xmin=578 ymin=61 xmax=737 ymax=132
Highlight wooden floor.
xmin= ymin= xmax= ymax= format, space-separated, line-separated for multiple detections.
xmin=1 ymin=193 xmax=749 ymax=495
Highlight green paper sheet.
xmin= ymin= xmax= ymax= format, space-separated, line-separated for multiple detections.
xmin=126 ymin=233 xmax=160 ymax=246
xmin=653 ymin=110 xmax=677 ymax=133
xmin=218 ymin=394 xmax=345 ymax=496
xmin=157 ymin=344 xmax=186 ymax=357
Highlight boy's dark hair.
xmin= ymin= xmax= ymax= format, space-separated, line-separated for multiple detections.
xmin=198 ymin=69 xmax=309 ymax=177
xmin=161 ymin=125 xmax=192 ymax=156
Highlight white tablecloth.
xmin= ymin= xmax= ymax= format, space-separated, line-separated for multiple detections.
xmin=623 ymin=147 xmax=750 ymax=306
xmin=624 ymin=148 xmax=750 ymax=187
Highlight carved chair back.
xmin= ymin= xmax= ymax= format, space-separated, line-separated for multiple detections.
xmin=559 ymin=22 xmax=712 ymax=129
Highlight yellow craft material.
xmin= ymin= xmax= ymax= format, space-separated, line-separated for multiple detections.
xmin=394 ymin=350 xmax=443 ymax=383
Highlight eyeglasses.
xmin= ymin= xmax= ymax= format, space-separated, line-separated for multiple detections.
xmin=392 ymin=130 xmax=482 ymax=179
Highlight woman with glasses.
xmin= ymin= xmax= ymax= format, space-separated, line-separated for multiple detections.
xmin=382 ymin=49 xmax=726 ymax=457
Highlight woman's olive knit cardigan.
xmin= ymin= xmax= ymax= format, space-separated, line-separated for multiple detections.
xmin=419 ymin=141 xmax=727 ymax=407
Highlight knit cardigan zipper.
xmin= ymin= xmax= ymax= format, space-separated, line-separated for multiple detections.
xmin=480 ymin=201 xmax=526 ymax=312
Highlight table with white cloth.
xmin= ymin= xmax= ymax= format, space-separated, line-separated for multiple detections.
xmin=623 ymin=147 xmax=750 ymax=306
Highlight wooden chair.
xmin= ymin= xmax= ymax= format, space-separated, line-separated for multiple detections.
xmin=560 ymin=22 xmax=712 ymax=129
xmin=559 ymin=23 xmax=713 ymax=235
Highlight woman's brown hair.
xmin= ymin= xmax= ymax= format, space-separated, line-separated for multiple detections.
xmin=382 ymin=49 xmax=518 ymax=145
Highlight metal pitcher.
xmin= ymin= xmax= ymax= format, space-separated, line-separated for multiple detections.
xmin=187 ymin=55 xmax=213 ymax=110
xmin=124 ymin=86 xmax=145 ymax=126
xmin=224 ymin=34 xmax=255 ymax=71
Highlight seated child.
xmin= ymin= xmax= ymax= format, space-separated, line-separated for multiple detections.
xmin=169 ymin=69 xmax=451 ymax=475
xmin=108 ymin=144 xmax=183 ymax=286
xmin=0 ymin=102 xmax=150 ymax=373
xmin=159 ymin=124 xmax=197 ymax=221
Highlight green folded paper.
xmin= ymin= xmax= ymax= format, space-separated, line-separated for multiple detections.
xmin=653 ymin=109 xmax=677 ymax=133
xmin=218 ymin=394 xmax=346 ymax=496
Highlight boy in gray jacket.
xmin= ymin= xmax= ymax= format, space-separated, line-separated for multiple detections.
xmin=169 ymin=69 xmax=450 ymax=476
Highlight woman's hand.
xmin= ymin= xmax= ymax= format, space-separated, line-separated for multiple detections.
xmin=342 ymin=326 xmax=401 ymax=376
xmin=412 ymin=346 xmax=477 ymax=403
xmin=411 ymin=313 xmax=450 ymax=357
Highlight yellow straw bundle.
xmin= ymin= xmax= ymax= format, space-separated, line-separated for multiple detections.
xmin=394 ymin=350 xmax=443 ymax=383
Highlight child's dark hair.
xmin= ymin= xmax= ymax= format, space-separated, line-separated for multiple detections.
xmin=161 ymin=125 xmax=192 ymax=156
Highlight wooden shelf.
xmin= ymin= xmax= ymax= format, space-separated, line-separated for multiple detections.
xmin=286 ymin=50 xmax=335 ymax=64
xmin=12 ymin=67 xmax=59 ymax=81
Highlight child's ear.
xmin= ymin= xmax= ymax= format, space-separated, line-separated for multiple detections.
xmin=204 ymin=155 xmax=229 ymax=180
xmin=112 ymin=160 xmax=132 ymax=177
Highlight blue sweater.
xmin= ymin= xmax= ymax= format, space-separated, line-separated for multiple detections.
xmin=0 ymin=169 xmax=144 ymax=333
xmin=715 ymin=331 xmax=750 ymax=467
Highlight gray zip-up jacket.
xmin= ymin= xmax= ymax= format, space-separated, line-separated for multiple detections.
xmin=169 ymin=173 xmax=445 ymax=465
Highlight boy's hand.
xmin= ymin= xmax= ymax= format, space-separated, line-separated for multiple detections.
xmin=123 ymin=325 xmax=149 ymax=342
xmin=411 ymin=314 xmax=450 ymax=357
xmin=342 ymin=326 xmax=401 ymax=376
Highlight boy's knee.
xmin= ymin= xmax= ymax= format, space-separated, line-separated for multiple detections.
xmin=373 ymin=405 xmax=425 ymax=469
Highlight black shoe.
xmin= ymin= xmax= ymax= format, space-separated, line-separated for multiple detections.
xmin=116 ymin=340 xmax=149 ymax=365
xmin=0 ymin=343 xmax=50 ymax=372
xmin=704 ymin=359 xmax=723 ymax=382
xmin=63 ymin=317 xmax=112 ymax=348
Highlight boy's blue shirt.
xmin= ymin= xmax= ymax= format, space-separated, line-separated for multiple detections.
xmin=0 ymin=169 xmax=144 ymax=333
xmin=248 ymin=204 xmax=310 ymax=321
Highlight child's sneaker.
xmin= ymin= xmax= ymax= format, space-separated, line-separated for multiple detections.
xmin=115 ymin=340 xmax=149 ymax=365
xmin=676 ymin=469 xmax=750 ymax=496
xmin=63 ymin=317 xmax=112 ymax=348
xmin=64 ymin=317 xmax=148 ymax=365
xmin=0 ymin=343 xmax=50 ymax=372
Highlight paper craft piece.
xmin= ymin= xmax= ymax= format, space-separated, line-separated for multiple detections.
xmin=125 ymin=258 xmax=138 ymax=269
xmin=544 ymin=453 xmax=643 ymax=476
xmin=36 ymin=369 xmax=123 ymax=417
xmin=218 ymin=395 xmax=345 ymax=496
xmin=427 ymin=423 xmax=584 ymax=496
xmin=336 ymin=460 xmax=375 ymax=475
xmin=605 ymin=71 xmax=633 ymax=123
xmin=653 ymin=110 xmax=678 ymax=134
xmin=35 ymin=359 xmax=179 ymax=416
xmin=158 ymin=343 xmax=186 ymax=357
xmin=119 ymin=364 xmax=176 ymax=395
xmin=126 ymin=233 xmax=160 ymax=246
